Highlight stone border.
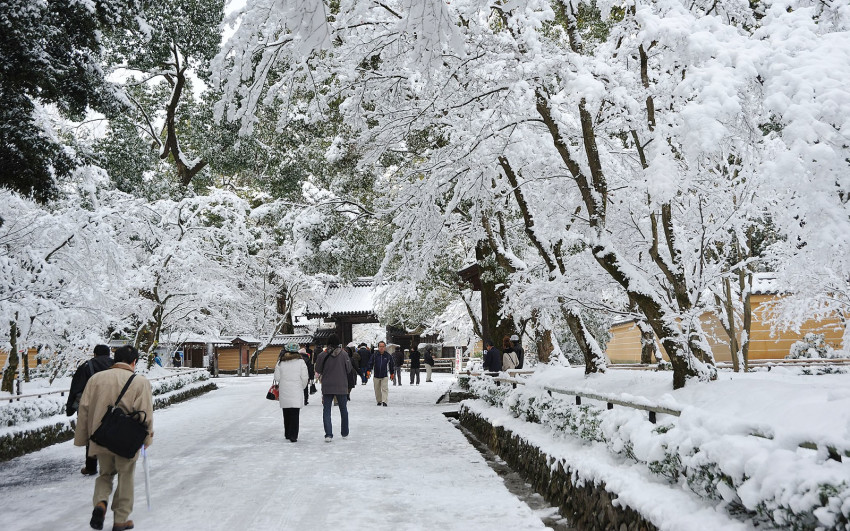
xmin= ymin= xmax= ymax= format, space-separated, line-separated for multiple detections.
xmin=460 ymin=407 xmax=658 ymax=531
xmin=0 ymin=382 xmax=217 ymax=462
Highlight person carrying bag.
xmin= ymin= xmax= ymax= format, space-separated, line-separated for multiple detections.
xmin=74 ymin=346 xmax=154 ymax=531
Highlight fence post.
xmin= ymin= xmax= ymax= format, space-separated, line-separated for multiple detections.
xmin=648 ymin=411 xmax=657 ymax=424
xmin=575 ymin=396 xmax=581 ymax=406
xmin=607 ymin=402 xmax=613 ymax=410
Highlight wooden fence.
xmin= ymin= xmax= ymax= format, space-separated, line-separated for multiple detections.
xmin=465 ymin=371 xmax=849 ymax=463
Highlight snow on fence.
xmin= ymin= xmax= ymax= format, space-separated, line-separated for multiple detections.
xmin=467 ymin=371 xmax=849 ymax=463
xmin=461 ymin=371 xmax=850 ymax=530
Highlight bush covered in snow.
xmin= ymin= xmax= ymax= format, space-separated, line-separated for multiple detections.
xmin=0 ymin=397 xmax=65 ymax=428
xmin=465 ymin=375 xmax=850 ymax=531
xmin=787 ymin=333 xmax=841 ymax=360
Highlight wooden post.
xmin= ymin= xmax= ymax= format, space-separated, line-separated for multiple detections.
xmin=648 ymin=411 xmax=657 ymax=424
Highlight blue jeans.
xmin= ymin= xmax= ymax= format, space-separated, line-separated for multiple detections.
xmin=322 ymin=394 xmax=349 ymax=438
xmin=359 ymin=367 xmax=369 ymax=384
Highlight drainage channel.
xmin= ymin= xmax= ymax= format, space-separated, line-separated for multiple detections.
xmin=447 ymin=415 xmax=575 ymax=530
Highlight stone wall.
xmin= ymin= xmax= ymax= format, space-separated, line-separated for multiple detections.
xmin=460 ymin=407 xmax=658 ymax=531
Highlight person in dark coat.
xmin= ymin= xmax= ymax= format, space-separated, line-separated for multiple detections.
xmin=315 ymin=338 xmax=354 ymax=441
xmin=391 ymin=347 xmax=404 ymax=385
xmin=300 ymin=348 xmax=315 ymax=405
xmin=408 ymin=345 xmax=421 ymax=385
xmin=66 ymin=344 xmax=114 ymax=475
xmin=482 ymin=339 xmax=502 ymax=373
xmin=357 ymin=343 xmax=372 ymax=384
xmin=370 ymin=341 xmax=393 ymax=406
xmin=423 ymin=346 xmax=436 ymax=382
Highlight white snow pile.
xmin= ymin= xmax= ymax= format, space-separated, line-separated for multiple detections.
xmin=462 ymin=367 xmax=850 ymax=530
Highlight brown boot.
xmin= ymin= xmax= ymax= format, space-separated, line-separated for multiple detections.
xmin=112 ymin=521 xmax=134 ymax=531
xmin=89 ymin=501 xmax=106 ymax=530
xmin=81 ymin=467 xmax=97 ymax=476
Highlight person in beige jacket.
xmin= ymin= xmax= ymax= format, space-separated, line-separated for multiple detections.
xmin=74 ymin=345 xmax=154 ymax=531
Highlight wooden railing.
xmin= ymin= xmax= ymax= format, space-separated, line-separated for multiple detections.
xmin=463 ymin=371 xmax=849 ymax=462
xmin=606 ymin=359 xmax=850 ymax=371
xmin=0 ymin=368 xmax=209 ymax=403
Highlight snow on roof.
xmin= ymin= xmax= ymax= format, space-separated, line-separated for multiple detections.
xmin=267 ymin=334 xmax=313 ymax=346
xmin=751 ymin=272 xmax=780 ymax=295
xmin=306 ymin=277 xmax=380 ymax=317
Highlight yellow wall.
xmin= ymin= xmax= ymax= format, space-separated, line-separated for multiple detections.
xmin=748 ymin=295 xmax=845 ymax=359
xmin=215 ymin=347 xmax=281 ymax=372
xmin=0 ymin=347 xmax=41 ymax=371
xmin=605 ymin=295 xmax=846 ymax=363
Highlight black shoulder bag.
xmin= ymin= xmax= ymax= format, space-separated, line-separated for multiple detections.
xmin=90 ymin=374 xmax=149 ymax=459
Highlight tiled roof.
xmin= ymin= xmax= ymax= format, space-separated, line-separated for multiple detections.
xmin=306 ymin=278 xmax=379 ymax=318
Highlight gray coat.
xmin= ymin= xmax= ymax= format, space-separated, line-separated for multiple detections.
xmin=316 ymin=348 xmax=352 ymax=395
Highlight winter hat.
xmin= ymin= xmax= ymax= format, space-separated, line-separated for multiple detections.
xmin=285 ymin=342 xmax=300 ymax=353
xmin=510 ymin=334 xmax=519 ymax=341
xmin=347 ymin=341 xmax=357 ymax=348
xmin=298 ymin=348 xmax=306 ymax=354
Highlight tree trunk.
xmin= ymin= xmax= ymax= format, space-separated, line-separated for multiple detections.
xmin=636 ymin=319 xmax=658 ymax=364
xmin=535 ymin=90 xmax=710 ymax=389
xmin=1 ymin=320 xmax=19 ymax=393
xmin=476 ymin=241 xmax=513 ymax=345
xmin=564 ymin=307 xmax=606 ymax=373
xmin=499 ymin=156 xmax=606 ymax=373
xmin=537 ymin=329 xmax=554 ymax=364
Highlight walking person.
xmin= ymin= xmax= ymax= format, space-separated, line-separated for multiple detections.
xmin=502 ymin=336 xmax=519 ymax=372
xmin=392 ymin=347 xmax=404 ymax=385
xmin=424 ymin=346 xmax=436 ymax=382
xmin=510 ymin=334 xmax=525 ymax=370
xmin=275 ymin=344 xmax=309 ymax=442
xmin=74 ymin=346 xmax=154 ymax=531
xmin=357 ymin=343 xmax=372 ymax=384
xmin=299 ymin=347 xmax=315 ymax=406
xmin=409 ymin=345 xmax=421 ymax=385
xmin=66 ymin=344 xmax=115 ymax=476
xmin=315 ymin=337 xmax=355 ymax=441
xmin=370 ymin=341 xmax=393 ymax=406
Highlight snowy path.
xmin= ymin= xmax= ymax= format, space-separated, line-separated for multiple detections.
xmin=0 ymin=373 xmax=547 ymax=530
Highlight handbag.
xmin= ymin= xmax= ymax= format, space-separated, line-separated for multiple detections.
xmin=266 ymin=380 xmax=279 ymax=400
xmin=90 ymin=375 xmax=149 ymax=459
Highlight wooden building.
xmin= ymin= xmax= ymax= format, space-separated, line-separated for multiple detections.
xmin=605 ymin=276 xmax=846 ymax=364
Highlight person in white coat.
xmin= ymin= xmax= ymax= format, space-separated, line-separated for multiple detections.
xmin=274 ymin=343 xmax=310 ymax=442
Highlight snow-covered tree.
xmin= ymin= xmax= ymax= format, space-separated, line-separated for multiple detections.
xmin=0 ymin=0 xmax=141 ymax=201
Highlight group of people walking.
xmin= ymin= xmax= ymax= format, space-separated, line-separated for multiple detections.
xmin=482 ymin=334 xmax=525 ymax=373
xmin=271 ymin=338 xmax=440 ymax=443
xmin=62 ymin=338 xmax=447 ymax=530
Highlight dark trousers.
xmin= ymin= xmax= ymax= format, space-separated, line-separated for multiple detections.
xmin=409 ymin=367 xmax=420 ymax=384
xmin=282 ymin=408 xmax=300 ymax=441
xmin=322 ymin=394 xmax=349 ymax=438
xmin=303 ymin=385 xmax=309 ymax=405
xmin=393 ymin=367 xmax=402 ymax=384
xmin=85 ymin=443 xmax=97 ymax=472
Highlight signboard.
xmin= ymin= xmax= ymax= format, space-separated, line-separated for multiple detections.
xmin=454 ymin=346 xmax=462 ymax=375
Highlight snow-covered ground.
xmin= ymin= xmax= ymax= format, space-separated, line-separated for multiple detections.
xmin=0 ymin=373 xmax=549 ymax=531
